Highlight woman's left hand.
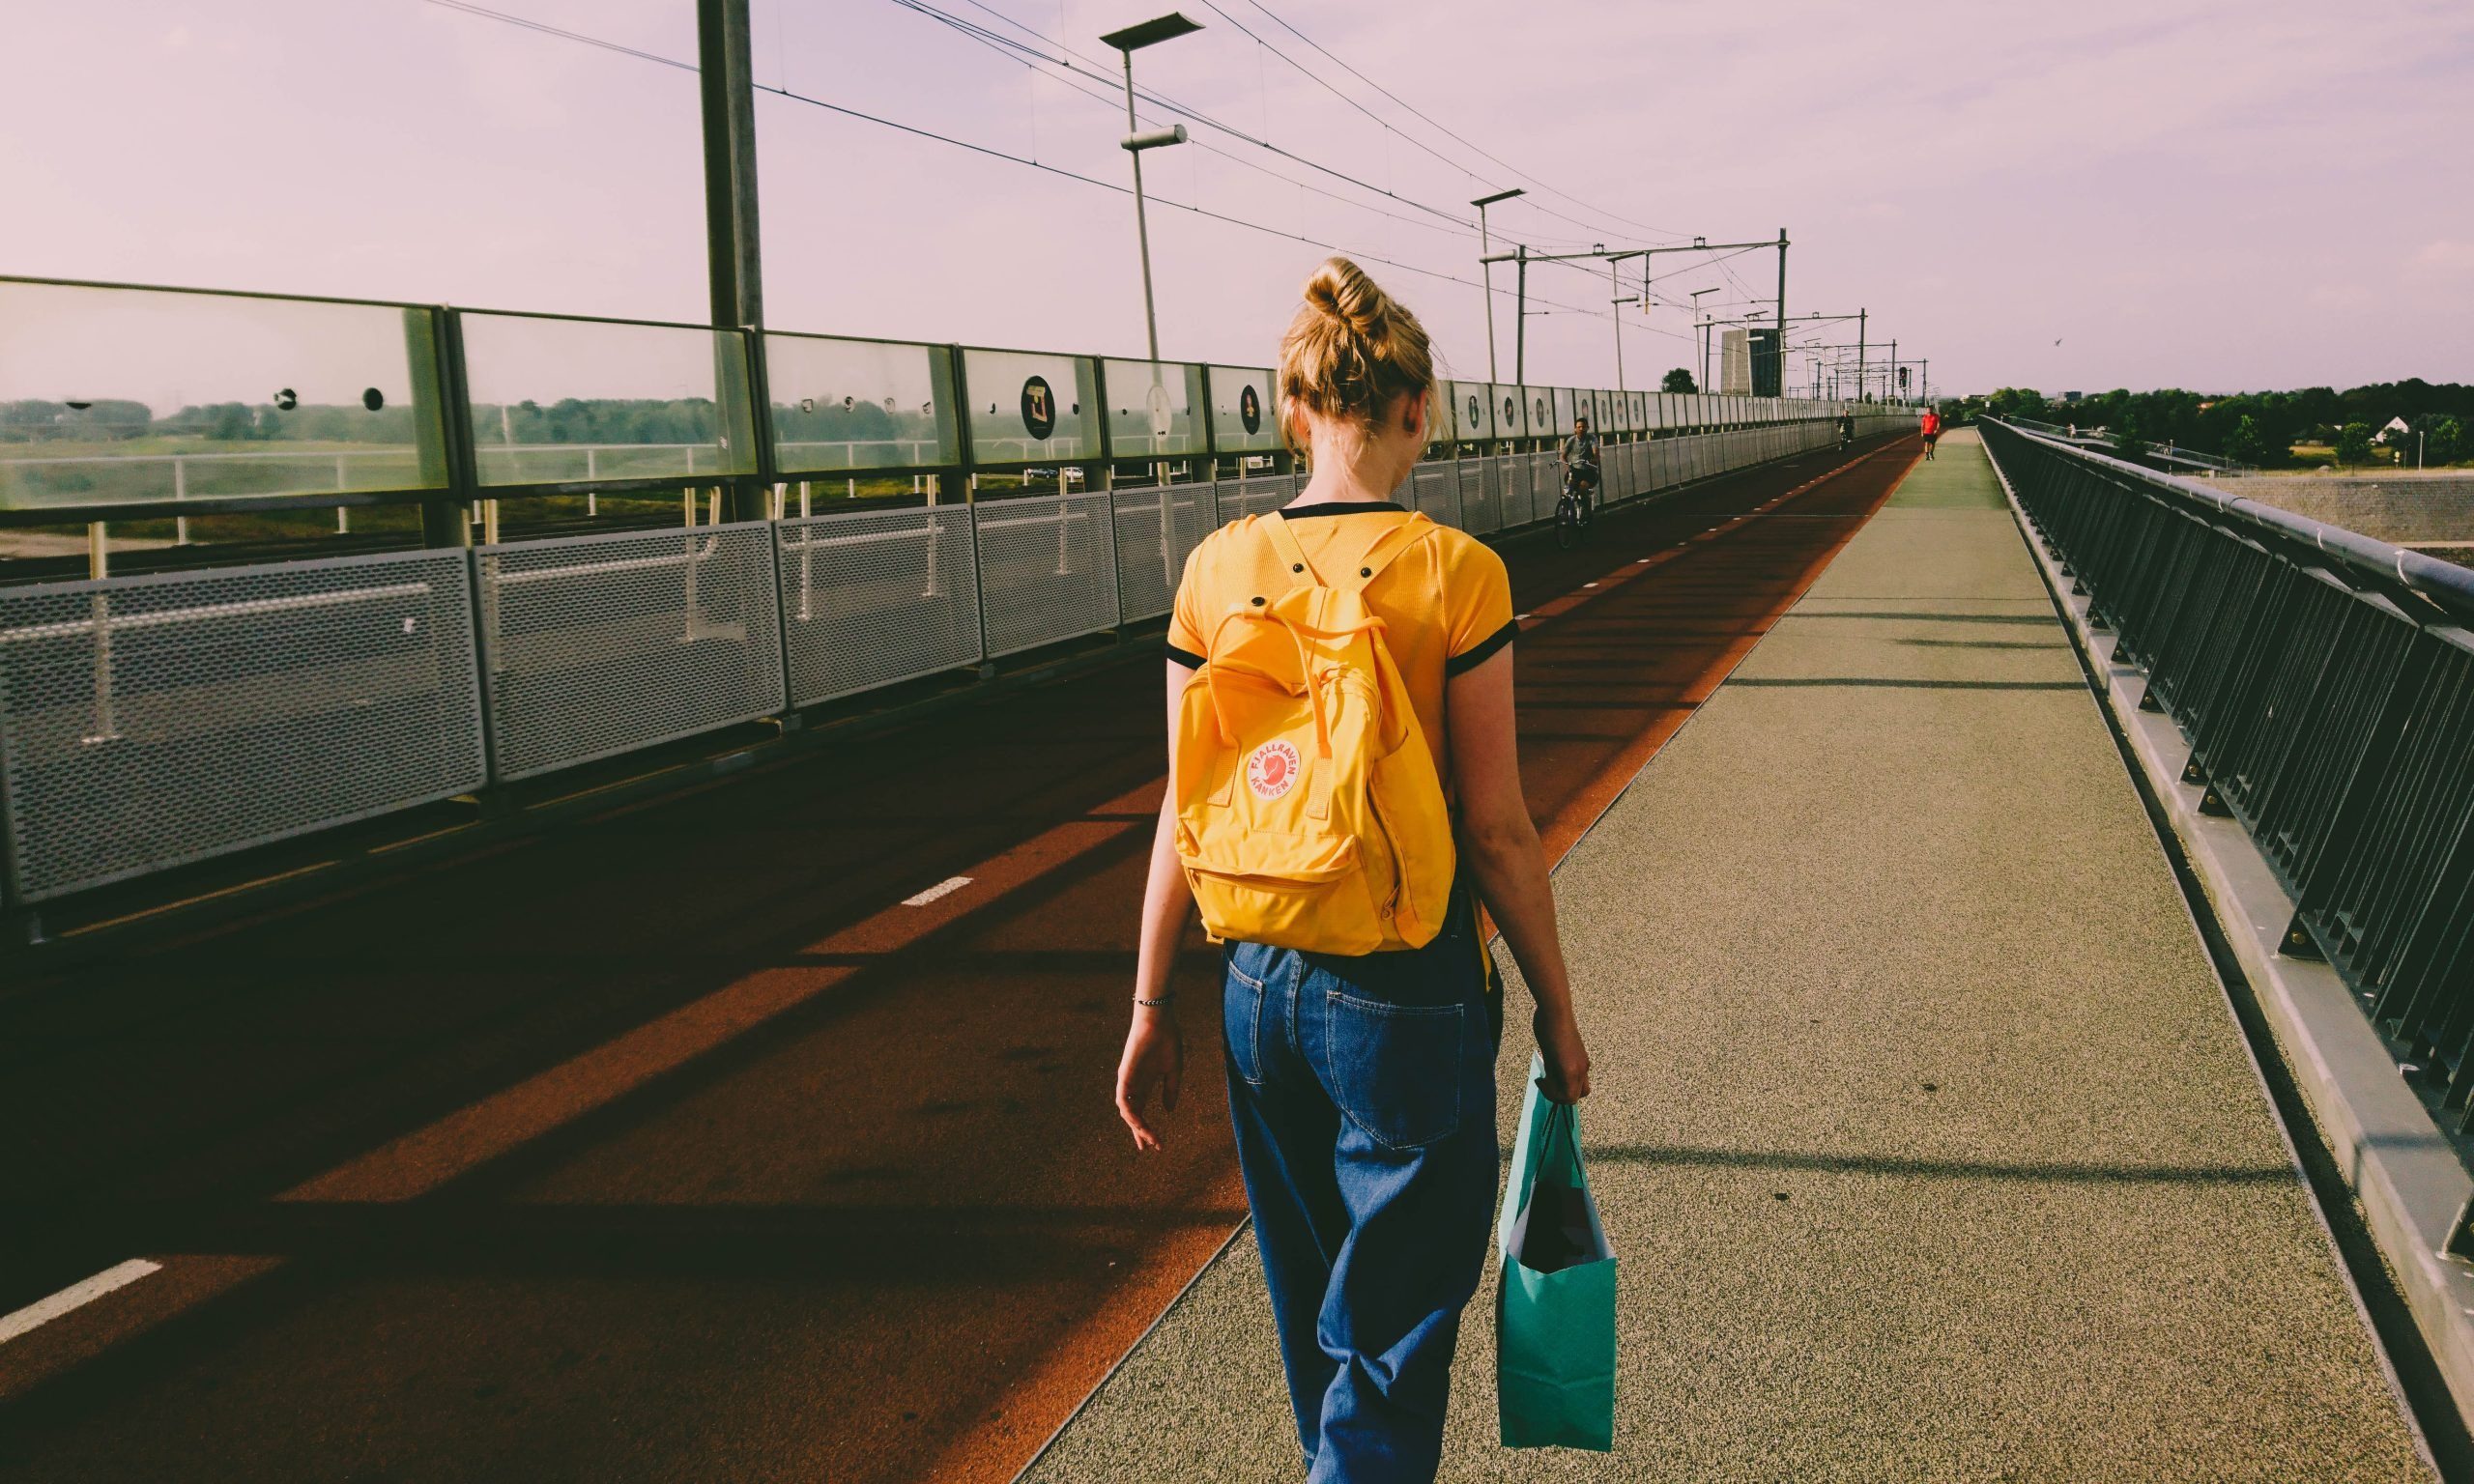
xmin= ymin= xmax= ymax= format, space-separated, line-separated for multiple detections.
xmin=1114 ymin=1005 xmax=1185 ymax=1152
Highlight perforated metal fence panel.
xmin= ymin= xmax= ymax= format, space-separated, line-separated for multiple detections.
xmin=1529 ymin=452 xmax=1559 ymax=520
xmin=1409 ymin=464 xmax=1460 ymax=528
xmin=476 ymin=522 xmax=785 ymax=782
xmin=775 ymin=503 xmax=981 ymax=707
xmin=1455 ymin=459 xmax=1497 ymax=534
xmin=1112 ymin=483 xmax=1217 ymax=622
xmin=0 ymin=551 xmax=486 ymax=901
xmin=1219 ymin=472 xmax=1294 ymax=523
xmin=976 ymin=490 xmax=1120 ymax=658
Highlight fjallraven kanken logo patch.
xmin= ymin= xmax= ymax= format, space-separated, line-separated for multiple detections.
xmin=1248 ymin=740 xmax=1301 ymax=800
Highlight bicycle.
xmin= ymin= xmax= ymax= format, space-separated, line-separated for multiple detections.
xmin=1555 ymin=463 xmax=1597 ymax=549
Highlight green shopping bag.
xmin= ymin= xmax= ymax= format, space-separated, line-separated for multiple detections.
xmin=1496 ymin=1054 xmax=1616 ymax=1451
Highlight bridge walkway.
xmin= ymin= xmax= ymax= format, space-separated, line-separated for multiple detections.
xmin=1024 ymin=429 xmax=2433 ymax=1481
xmin=0 ymin=436 xmax=1915 ymax=1483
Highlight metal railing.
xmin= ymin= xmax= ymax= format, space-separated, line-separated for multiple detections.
xmin=1981 ymin=419 xmax=2474 ymax=1126
xmin=0 ymin=411 xmax=1913 ymax=909
xmin=2005 ymin=416 xmax=2251 ymax=472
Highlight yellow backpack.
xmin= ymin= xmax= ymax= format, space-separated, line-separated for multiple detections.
xmin=1173 ymin=509 xmax=1456 ymax=955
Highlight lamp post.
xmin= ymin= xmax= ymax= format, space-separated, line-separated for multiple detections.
xmin=1472 ymin=187 xmax=1524 ymax=384
xmin=1099 ymin=12 xmax=1201 ymax=359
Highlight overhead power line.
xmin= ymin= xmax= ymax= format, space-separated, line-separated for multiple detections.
xmin=410 ymin=0 xmax=1699 ymax=356
xmin=1235 ymin=0 xmax=1683 ymax=243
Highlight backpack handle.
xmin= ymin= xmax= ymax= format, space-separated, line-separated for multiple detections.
xmin=1255 ymin=509 xmax=1434 ymax=594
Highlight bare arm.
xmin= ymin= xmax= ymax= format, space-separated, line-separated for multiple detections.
xmin=1446 ymin=644 xmax=1593 ymax=1101
xmin=1115 ymin=660 xmax=1198 ymax=1150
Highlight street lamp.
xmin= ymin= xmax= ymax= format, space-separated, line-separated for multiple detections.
xmin=1099 ymin=11 xmax=1201 ymax=359
xmin=1471 ymin=187 xmax=1525 ymax=384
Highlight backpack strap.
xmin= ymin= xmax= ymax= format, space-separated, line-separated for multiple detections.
xmin=1347 ymin=511 xmax=1436 ymax=593
xmin=1255 ymin=510 xmax=1320 ymax=586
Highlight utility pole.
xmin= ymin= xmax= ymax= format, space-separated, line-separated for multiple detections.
xmin=1473 ymin=188 xmax=1524 ymax=384
xmin=1513 ymin=244 xmax=1530 ymax=385
xmin=1100 ymin=13 xmax=1201 ymax=360
xmin=1773 ymin=227 xmax=1788 ymax=396
xmin=1605 ymin=249 xmax=1644 ymax=394
xmin=1856 ymin=308 xmax=1867 ymax=404
xmin=1688 ymin=287 xmax=1714 ymax=393
xmin=1610 ymin=258 xmax=1625 ymax=394
xmin=699 ymin=0 xmax=762 ymax=331
xmin=698 ymin=0 xmax=762 ymax=520
xmin=1887 ymin=340 xmax=1896 ymax=405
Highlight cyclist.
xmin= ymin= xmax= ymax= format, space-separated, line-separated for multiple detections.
xmin=1919 ymin=406 xmax=1942 ymax=460
xmin=1837 ymin=410 xmax=1856 ymax=450
xmin=1559 ymin=415 xmax=1601 ymax=518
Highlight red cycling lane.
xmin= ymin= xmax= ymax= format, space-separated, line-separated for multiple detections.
xmin=0 ymin=436 xmax=1917 ymax=1484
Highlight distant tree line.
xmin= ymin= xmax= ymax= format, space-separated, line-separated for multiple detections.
xmin=0 ymin=396 xmax=727 ymax=450
xmin=1935 ymin=382 xmax=2474 ymax=468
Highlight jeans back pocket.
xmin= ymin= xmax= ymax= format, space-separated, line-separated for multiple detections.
xmin=1223 ymin=954 xmax=1269 ymax=1087
xmin=1321 ymin=989 xmax=1464 ymax=1150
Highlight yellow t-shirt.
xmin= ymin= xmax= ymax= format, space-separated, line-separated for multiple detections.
xmin=1165 ymin=501 xmax=1516 ymax=783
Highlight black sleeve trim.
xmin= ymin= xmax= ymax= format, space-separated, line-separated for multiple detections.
xmin=1445 ymin=618 xmax=1517 ymax=676
xmin=1165 ymin=641 xmax=1205 ymax=670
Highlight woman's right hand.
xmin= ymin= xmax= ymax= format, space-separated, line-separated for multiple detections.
xmin=1534 ymin=1004 xmax=1592 ymax=1103
xmin=1114 ymin=1004 xmax=1184 ymax=1152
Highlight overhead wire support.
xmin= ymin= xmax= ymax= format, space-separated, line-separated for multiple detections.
xmin=415 ymin=0 xmax=1699 ymax=357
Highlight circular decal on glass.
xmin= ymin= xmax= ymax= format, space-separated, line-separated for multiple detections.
xmin=1502 ymin=395 xmax=1516 ymax=427
xmin=1239 ymin=384 xmax=1261 ymax=434
xmin=1466 ymin=394 xmax=1482 ymax=428
xmin=1021 ymin=375 xmax=1057 ymax=440
xmin=1247 ymin=739 xmax=1301 ymax=802
xmin=1533 ymin=397 xmax=1547 ymax=425
xmin=1146 ymin=384 xmax=1173 ymax=440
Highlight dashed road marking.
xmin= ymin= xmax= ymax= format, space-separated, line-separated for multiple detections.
xmin=0 ymin=1260 xmax=160 ymax=1346
xmin=903 ymin=875 xmax=973 ymax=907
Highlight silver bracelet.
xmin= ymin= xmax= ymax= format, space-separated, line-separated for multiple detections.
xmin=1134 ymin=993 xmax=1177 ymax=1008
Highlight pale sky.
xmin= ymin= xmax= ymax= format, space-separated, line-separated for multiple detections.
xmin=3 ymin=0 xmax=2469 ymax=399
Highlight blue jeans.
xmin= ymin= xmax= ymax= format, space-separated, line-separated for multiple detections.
xmin=1223 ymin=896 xmax=1502 ymax=1483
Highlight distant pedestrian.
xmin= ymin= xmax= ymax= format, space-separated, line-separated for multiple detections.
xmin=1920 ymin=406 xmax=1942 ymax=459
xmin=1114 ymin=257 xmax=1592 ymax=1483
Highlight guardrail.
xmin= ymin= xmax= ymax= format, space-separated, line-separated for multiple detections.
xmin=1980 ymin=419 xmax=2474 ymax=1124
xmin=0 ymin=274 xmax=1923 ymax=530
xmin=2004 ymin=416 xmax=2251 ymax=472
xmin=0 ymin=412 xmax=1911 ymax=912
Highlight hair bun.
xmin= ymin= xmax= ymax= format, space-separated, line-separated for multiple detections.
xmin=1303 ymin=257 xmax=1385 ymax=334
xmin=1277 ymin=257 xmax=1434 ymax=451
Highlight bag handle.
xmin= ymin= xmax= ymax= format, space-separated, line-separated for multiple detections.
xmin=1252 ymin=509 xmax=1434 ymax=594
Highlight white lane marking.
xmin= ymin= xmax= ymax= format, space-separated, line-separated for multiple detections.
xmin=1582 ymin=582 xmax=1599 ymax=588
xmin=902 ymin=875 xmax=973 ymax=907
xmin=0 ymin=1259 xmax=161 ymax=1346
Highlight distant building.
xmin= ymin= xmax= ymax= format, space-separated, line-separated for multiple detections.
xmin=2373 ymin=415 xmax=2411 ymax=444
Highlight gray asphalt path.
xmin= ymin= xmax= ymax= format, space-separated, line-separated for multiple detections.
xmin=1024 ymin=431 xmax=2431 ymax=1483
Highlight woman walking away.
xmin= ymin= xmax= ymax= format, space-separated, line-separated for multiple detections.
xmin=1114 ymin=257 xmax=1592 ymax=1483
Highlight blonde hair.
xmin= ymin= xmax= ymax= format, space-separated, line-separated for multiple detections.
xmin=1278 ymin=257 xmax=1434 ymax=452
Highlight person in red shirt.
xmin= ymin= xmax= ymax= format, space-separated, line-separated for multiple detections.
xmin=1919 ymin=407 xmax=1942 ymax=460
